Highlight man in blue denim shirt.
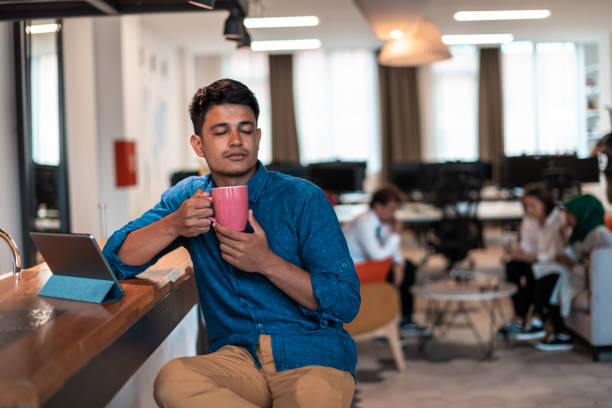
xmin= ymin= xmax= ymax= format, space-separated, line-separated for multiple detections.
xmin=102 ymin=79 xmax=360 ymax=407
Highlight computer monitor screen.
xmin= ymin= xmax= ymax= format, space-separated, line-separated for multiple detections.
xmin=265 ymin=162 xmax=307 ymax=179
xmin=500 ymin=156 xmax=551 ymax=188
xmin=389 ymin=162 xmax=422 ymax=192
xmin=306 ymin=161 xmax=367 ymax=193
xmin=501 ymin=155 xmax=599 ymax=188
xmin=552 ymin=156 xmax=599 ymax=183
xmin=170 ymin=170 xmax=200 ymax=186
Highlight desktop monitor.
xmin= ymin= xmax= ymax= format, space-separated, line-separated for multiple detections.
xmin=170 ymin=170 xmax=200 ymax=186
xmin=500 ymin=155 xmax=551 ymax=188
xmin=306 ymin=161 xmax=367 ymax=193
xmin=265 ymin=161 xmax=307 ymax=179
xmin=389 ymin=162 xmax=422 ymax=193
xmin=553 ymin=156 xmax=599 ymax=183
xmin=389 ymin=160 xmax=491 ymax=194
xmin=501 ymin=155 xmax=599 ymax=188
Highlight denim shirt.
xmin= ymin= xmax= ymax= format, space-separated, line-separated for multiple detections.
xmin=102 ymin=161 xmax=360 ymax=376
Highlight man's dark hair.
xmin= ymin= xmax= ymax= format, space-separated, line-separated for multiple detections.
xmin=370 ymin=186 xmax=403 ymax=208
xmin=189 ymin=78 xmax=260 ymax=136
xmin=523 ymin=183 xmax=556 ymax=216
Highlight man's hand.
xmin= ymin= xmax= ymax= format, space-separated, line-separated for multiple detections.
xmin=392 ymin=262 xmax=404 ymax=286
xmin=168 ymin=189 xmax=214 ymax=237
xmin=392 ymin=218 xmax=402 ymax=234
xmin=214 ymin=210 xmax=276 ymax=273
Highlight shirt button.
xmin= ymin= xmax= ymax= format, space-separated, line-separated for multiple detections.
xmin=341 ymin=262 xmax=347 ymax=268
xmin=256 ymin=323 xmax=264 ymax=330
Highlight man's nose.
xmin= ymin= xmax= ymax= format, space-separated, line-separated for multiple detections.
xmin=228 ymin=128 xmax=243 ymax=146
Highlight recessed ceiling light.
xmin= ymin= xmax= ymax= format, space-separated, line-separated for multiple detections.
xmin=188 ymin=0 xmax=215 ymax=10
xmin=390 ymin=30 xmax=403 ymax=40
xmin=454 ymin=10 xmax=551 ymax=21
xmin=442 ymin=34 xmax=514 ymax=45
xmin=244 ymin=16 xmax=319 ymax=29
xmin=250 ymin=39 xmax=321 ymax=52
xmin=25 ymin=23 xmax=61 ymax=34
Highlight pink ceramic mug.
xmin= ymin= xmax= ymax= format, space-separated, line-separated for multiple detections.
xmin=210 ymin=185 xmax=249 ymax=231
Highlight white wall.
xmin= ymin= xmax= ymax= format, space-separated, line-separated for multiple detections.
xmin=598 ymin=34 xmax=612 ymax=134
xmin=63 ymin=18 xmax=101 ymax=238
xmin=84 ymin=16 xmax=201 ymax=234
xmin=0 ymin=23 xmax=22 ymax=275
xmin=178 ymin=47 xmax=198 ymax=167
xmin=194 ymin=55 xmax=222 ymax=89
xmin=93 ymin=17 xmax=130 ymax=236
xmin=122 ymin=18 xmax=190 ymax=220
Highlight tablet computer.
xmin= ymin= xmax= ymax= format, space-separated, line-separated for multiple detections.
xmin=30 ymin=232 xmax=125 ymax=303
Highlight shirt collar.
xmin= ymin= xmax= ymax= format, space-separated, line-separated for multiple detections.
xmin=246 ymin=160 xmax=267 ymax=204
xmin=206 ymin=160 xmax=267 ymax=204
xmin=369 ymin=209 xmax=383 ymax=227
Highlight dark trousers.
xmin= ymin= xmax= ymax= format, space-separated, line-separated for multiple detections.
xmin=534 ymin=273 xmax=566 ymax=335
xmin=386 ymin=260 xmax=416 ymax=322
xmin=505 ymin=261 xmax=535 ymax=320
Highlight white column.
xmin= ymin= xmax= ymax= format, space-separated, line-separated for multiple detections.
xmin=93 ymin=16 xmax=130 ymax=234
xmin=0 ymin=22 xmax=22 ymax=274
xmin=63 ymin=17 xmax=102 ymax=238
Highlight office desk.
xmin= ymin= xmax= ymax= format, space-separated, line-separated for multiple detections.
xmin=0 ymin=248 xmax=197 ymax=408
xmin=335 ymin=200 xmax=523 ymax=224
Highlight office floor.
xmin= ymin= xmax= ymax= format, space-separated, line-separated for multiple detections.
xmin=351 ymin=229 xmax=612 ymax=408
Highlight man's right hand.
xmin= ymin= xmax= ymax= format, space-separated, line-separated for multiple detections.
xmin=168 ymin=189 xmax=214 ymax=237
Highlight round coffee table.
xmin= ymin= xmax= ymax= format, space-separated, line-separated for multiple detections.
xmin=411 ymin=280 xmax=517 ymax=358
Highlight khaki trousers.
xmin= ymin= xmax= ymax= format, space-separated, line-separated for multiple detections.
xmin=153 ymin=335 xmax=355 ymax=408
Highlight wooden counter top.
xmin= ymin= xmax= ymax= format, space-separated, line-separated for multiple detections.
xmin=0 ymin=247 xmax=197 ymax=408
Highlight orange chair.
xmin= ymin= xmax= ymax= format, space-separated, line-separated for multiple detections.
xmin=605 ymin=214 xmax=612 ymax=231
xmin=345 ymin=257 xmax=405 ymax=371
xmin=354 ymin=257 xmax=393 ymax=283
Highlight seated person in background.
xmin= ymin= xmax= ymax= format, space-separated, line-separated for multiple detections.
xmin=343 ymin=186 xmax=429 ymax=337
xmin=534 ymin=194 xmax=612 ymax=351
xmin=500 ymin=184 xmax=565 ymax=340
xmin=591 ymin=132 xmax=612 ymax=204
xmin=103 ymin=79 xmax=360 ymax=407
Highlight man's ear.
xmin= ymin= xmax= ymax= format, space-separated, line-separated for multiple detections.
xmin=190 ymin=134 xmax=205 ymax=158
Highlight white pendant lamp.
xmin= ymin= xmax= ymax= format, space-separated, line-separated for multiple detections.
xmin=378 ymin=18 xmax=451 ymax=67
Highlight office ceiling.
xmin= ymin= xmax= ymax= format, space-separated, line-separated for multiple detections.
xmin=6 ymin=0 xmax=612 ymax=53
xmin=144 ymin=0 xmax=612 ymax=55
xmin=138 ymin=0 xmax=382 ymax=54
xmin=0 ymin=0 xmax=247 ymax=21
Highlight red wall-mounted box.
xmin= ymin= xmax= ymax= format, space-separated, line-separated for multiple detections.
xmin=114 ymin=140 xmax=137 ymax=187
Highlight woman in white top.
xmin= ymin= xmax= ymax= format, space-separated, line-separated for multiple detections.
xmin=535 ymin=194 xmax=612 ymax=351
xmin=500 ymin=185 xmax=565 ymax=340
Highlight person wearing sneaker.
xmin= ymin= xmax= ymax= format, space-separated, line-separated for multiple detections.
xmin=536 ymin=194 xmax=612 ymax=351
xmin=499 ymin=184 xmax=565 ymax=340
xmin=343 ymin=186 xmax=431 ymax=338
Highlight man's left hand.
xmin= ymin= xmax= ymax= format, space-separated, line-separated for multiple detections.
xmin=214 ymin=209 xmax=276 ymax=273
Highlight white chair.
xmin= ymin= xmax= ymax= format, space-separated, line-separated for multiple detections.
xmin=564 ymin=248 xmax=612 ymax=360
